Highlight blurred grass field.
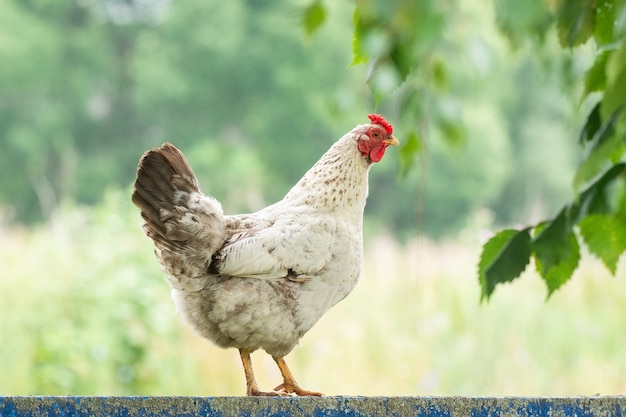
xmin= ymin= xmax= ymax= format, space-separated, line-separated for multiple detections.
xmin=1 ymin=191 xmax=625 ymax=396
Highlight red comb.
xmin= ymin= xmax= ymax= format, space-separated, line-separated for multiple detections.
xmin=368 ymin=114 xmax=393 ymax=135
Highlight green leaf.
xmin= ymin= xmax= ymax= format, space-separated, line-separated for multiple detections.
xmin=605 ymin=40 xmax=626 ymax=85
xmin=389 ymin=38 xmax=414 ymax=83
xmin=438 ymin=117 xmax=464 ymax=147
xmin=532 ymin=209 xmax=580 ymax=296
xmin=532 ymin=209 xmax=570 ymax=271
xmin=594 ymin=0 xmax=617 ymax=46
xmin=572 ymin=162 xmax=626 ymax=222
xmin=556 ymin=0 xmax=596 ymax=47
xmin=609 ymin=178 xmax=626 ymax=211
xmin=535 ymin=231 xmax=580 ymax=296
xmin=494 ymin=0 xmax=553 ymax=45
xmin=436 ymin=97 xmax=464 ymax=146
xmin=573 ymin=106 xmax=625 ymax=190
xmin=301 ymin=1 xmax=326 ymax=38
xmin=582 ymin=51 xmax=609 ymax=100
xmin=601 ymin=41 xmax=626 ymax=121
xmin=430 ymin=57 xmax=448 ymax=91
xmin=351 ymin=5 xmax=368 ymax=66
xmin=579 ymin=102 xmax=602 ymax=144
xmin=574 ymin=133 xmax=625 ymax=190
xmin=579 ymin=214 xmax=626 ymax=274
xmin=398 ymin=131 xmax=421 ymax=177
xmin=478 ymin=228 xmax=532 ymax=301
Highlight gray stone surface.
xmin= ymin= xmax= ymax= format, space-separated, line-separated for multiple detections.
xmin=1 ymin=396 xmax=624 ymax=416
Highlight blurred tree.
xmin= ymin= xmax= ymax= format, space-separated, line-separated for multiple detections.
xmin=130 ymin=0 xmax=358 ymax=205
xmin=0 ymin=0 xmax=361 ymax=221
xmin=0 ymin=0 xmax=148 ymax=220
xmin=0 ymin=0 xmax=594 ymax=245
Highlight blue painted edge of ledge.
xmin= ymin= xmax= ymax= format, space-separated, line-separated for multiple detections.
xmin=0 ymin=396 xmax=624 ymax=417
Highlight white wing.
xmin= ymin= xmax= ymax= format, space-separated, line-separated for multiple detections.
xmin=216 ymin=213 xmax=336 ymax=280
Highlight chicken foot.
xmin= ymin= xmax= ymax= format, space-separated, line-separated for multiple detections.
xmin=272 ymin=356 xmax=323 ymax=396
xmin=238 ymin=349 xmax=323 ymax=396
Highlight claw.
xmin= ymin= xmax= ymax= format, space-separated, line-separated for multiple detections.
xmin=274 ymin=382 xmax=323 ymax=397
xmin=248 ymin=387 xmax=289 ymax=397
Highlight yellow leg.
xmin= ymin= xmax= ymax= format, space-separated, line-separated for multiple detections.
xmin=273 ymin=356 xmax=323 ymax=396
xmin=239 ymin=349 xmax=285 ymax=396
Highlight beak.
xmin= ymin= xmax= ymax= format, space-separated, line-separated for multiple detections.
xmin=383 ymin=136 xmax=400 ymax=147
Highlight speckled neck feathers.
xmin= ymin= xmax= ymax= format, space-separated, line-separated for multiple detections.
xmin=281 ymin=130 xmax=370 ymax=213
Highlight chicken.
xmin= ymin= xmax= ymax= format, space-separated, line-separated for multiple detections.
xmin=131 ymin=114 xmax=399 ymax=396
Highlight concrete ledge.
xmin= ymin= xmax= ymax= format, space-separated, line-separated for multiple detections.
xmin=1 ymin=396 xmax=624 ymax=417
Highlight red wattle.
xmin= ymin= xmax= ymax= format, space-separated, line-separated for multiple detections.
xmin=370 ymin=145 xmax=386 ymax=162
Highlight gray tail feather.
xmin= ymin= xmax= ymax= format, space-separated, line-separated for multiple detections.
xmin=132 ymin=143 xmax=227 ymax=290
xmin=131 ymin=143 xmax=202 ymax=251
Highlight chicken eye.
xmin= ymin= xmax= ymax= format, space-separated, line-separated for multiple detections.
xmin=373 ymin=131 xmax=379 ymax=138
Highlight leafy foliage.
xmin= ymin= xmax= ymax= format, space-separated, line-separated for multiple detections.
xmin=345 ymin=0 xmax=626 ymax=297
xmin=532 ymin=213 xmax=581 ymax=297
xmin=579 ymin=214 xmax=626 ymax=274
xmin=350 ymin=0 xmax=448 ymax=113
xmin=343 ymin=0 xmax=583 ymax=238
xmin=573 ymin=106 xmax=624 ymax=189
xmin=556 ymin=0 xmax=598 ymax=47
xmin=479 ymin=160 xmax=626 ymax=299
xmin=478 ymin=228 xmax=532 ymax=301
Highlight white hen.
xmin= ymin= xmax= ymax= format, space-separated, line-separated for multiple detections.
xmin=131 ymin=114 xmax=399 ymax=396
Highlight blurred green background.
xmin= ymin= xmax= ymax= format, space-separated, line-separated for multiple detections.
xmin=1 ymin=0 xmax=624 ymax=396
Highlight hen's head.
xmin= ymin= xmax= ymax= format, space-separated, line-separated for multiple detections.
xmin=356 ymin=114 xmax=400 ymax=163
